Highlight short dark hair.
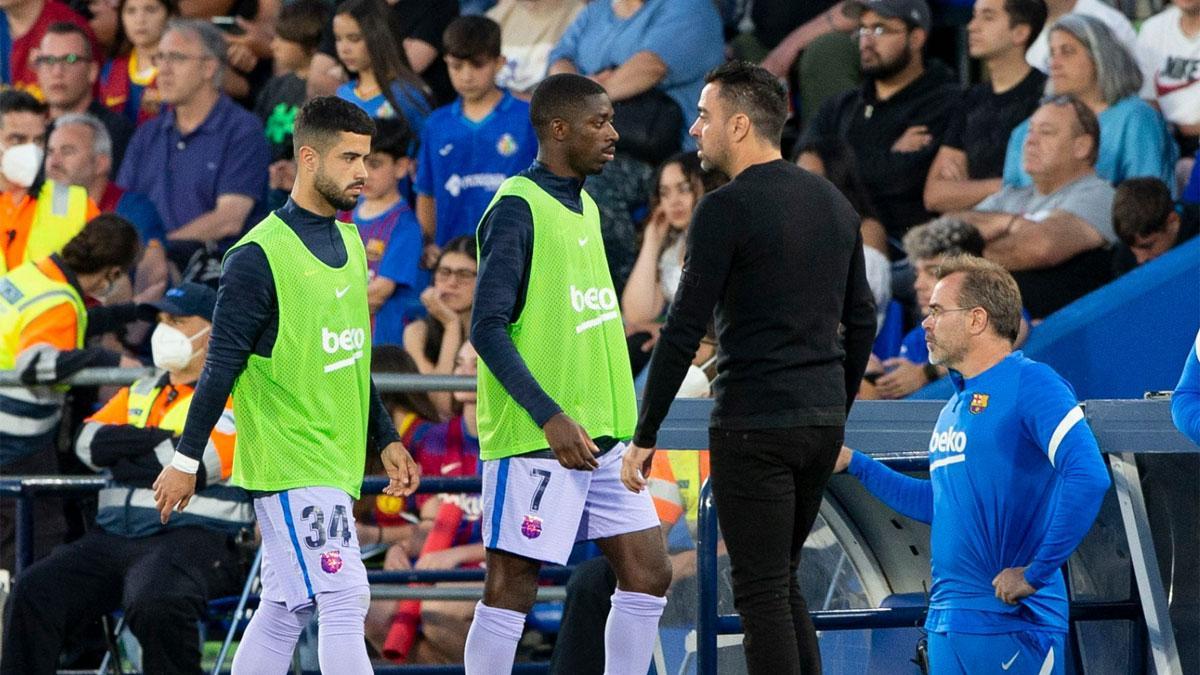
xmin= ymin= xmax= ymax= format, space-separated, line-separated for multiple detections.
xmin=1003 ymin=0 xmax=1047 ymax=50
xmin=1040 ymin=94 xmax=1100 ymax=165
xmin=935 ymin=255 xmax=1023 ymax=343
xmin=61 ymin=214 xmax=141 ymax=273
xmin=293 ymin=96 xmax=375 ymax=155
xmin=529 ymin=74 xmax=608 ymax=137
xmin=704 ymin=61 xmax=788 ymax=147
xmin=44 ymin=21 xmax=93 ymax=48
xmin=443 ymin=15 xmax=501 ymax=61
xmin=1113 ymin=178 xmax=1175 ymax=246
xmin=370 ymin=117 xmax=413 ymax=160
xmin=0 ymin=90 xmax=48 ymax=120
xmin=275 ymin=0 xmax=328 ymax=53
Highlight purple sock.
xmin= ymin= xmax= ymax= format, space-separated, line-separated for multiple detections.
xmin=464 ymin=601 xmax=527 ymax=674
xmin=232 ymin=599 xmax=313 ymax=674
xmin=604 ymin=589 xmax=666 ymax=675
xmin=315 ymin=588 xmax=373 ymax=674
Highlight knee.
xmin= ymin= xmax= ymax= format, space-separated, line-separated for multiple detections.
xmin=623 ymin=552 xmax=672 ymax=598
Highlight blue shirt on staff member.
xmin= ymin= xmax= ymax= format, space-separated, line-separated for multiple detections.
xmin=849 ymin=351 xmax=1110 ymax=635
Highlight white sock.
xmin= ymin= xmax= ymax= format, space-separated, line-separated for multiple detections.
xmin=604 ymin=589 xmax=667 ymax=675
xmin=464 ymin=601 xmax=527 ymax=675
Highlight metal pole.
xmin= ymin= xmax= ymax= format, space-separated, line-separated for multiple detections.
xmin=1109 ymin=452 xmax=1182 ymax=675
xmin=696 ymin=479 xmax=719 ymax=675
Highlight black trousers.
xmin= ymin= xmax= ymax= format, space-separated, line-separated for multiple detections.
xmin=1 ymin=526 xmax=244 ymax=675
xmin=709 ymin=425 xmax=843 ymax=675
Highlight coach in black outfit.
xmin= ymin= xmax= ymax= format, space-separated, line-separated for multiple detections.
xmin=622 ymin=61 xmax=877 ymax=674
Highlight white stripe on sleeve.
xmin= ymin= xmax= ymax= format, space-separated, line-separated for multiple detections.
xmin=1047 ymin=406 xmax=1085 ymax=467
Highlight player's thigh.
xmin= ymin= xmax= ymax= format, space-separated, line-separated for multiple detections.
xmin=594 ymin=525 xmax=670 ymax=595
xmin=482 ymin=454 xmax=591 ymax=565
xmin=579 ymin=443 xmax=661 ymax=543
xmin=255 ymin=487 xmax=368 ymax=610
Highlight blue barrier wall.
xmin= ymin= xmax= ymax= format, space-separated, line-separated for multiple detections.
xmin=913 ymin=238 xmax=1200 ymax=401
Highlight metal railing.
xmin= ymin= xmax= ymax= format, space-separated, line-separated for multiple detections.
xmin=3 ymin=372 xmax=1197 ymax=674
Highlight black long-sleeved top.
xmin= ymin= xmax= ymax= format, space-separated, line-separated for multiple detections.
xmin=176 ymin=199 xmax=399 ymax=464
xmin=633 ymin=160 xmax=877 ymax=448
xmin=469 ymin=162 xmax=584 ymax=429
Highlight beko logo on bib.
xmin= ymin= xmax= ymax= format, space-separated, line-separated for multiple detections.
xmin=321 ymin=327 xmax=365 ymax=373
xmin=569 ymin=286 xmax=621 ymax=334
xmin=570 ymin=285 xmax=617 ymax=313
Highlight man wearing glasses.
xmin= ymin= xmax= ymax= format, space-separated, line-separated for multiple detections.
xmin=946 ymin=95 xmax=1117 ymax=319
xmin=836 ymin=256 xmax=1109 ymax=675
xmin=116 ymin=19 xmax=268 ymax=277
xmin=35 ymin=21 xmax=133 ymax=173
xmin=2 ymin=0 xmax=95 ymax=90
xmin=798 ymin=0 xmax=959 ymax=258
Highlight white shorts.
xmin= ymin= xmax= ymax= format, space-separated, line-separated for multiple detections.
xmin=481 ymin=442 xmax=660 ymax=565
xmin=254 ymin=486 xmax=368 ymax=610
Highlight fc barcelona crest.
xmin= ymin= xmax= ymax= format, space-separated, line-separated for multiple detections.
xmin=969 ymin=393 xmax=990 ymax=414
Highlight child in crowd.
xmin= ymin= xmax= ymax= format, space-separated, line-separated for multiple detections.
xmin=403 ymin=236 xmax=476 ymax=420
xmin=255 ymin=0 xmax=328 ymax=208
xmin=99 ymin=0 xmax=176 ymax=125
xmin=338 ymin=117 xmax=427 ymax=348
xmin=415 ymin=15 xmax=537 ymax=254
xmin=332 ymin=0 xmax=432 ymax=131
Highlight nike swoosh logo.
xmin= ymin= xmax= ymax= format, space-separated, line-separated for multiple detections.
xmin=578 ymin=237 xmax=588 ymax=247
xmin=1155 ymin=73 xmax=1199 ymax=98
xmin=335 ymin=285 xmax=351 ymax=298
xmin=1002 ymin=651 xmax=1020 ymax=670
xmin=440 ymin=462 xmax=462 ymax=475
xmin=439 ymin=144 xmax=453 ymax=156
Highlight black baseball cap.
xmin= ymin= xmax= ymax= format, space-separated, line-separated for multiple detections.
xmin=847 ymin=0 xmax=932 ymax=32
xmin=139 ymin=283 xmax=217 ymax=322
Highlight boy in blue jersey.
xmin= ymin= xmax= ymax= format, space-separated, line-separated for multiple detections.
xmin=341 ymin=117 xmax=427 ymax=346
xmin=836 ymin=256 xmax=1110 ymax=675
xmin=415 ymin=15 xmax=538 ymax=256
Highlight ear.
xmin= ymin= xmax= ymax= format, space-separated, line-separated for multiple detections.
xmin=970 ymin=307 xmax=991 ymax=337
xmin=297 ymin=144 xmax=319 ymax=172
xmin=97 ymin=152 xmax=112 ymax=178
xmin=1071 ymin=133 xmax=1092 ymax=162
xmin=395 ymin=156 xmax=413 ymax=180
xmin=729 ymin=112 xmax=751 ymax=144
xmin=909 ymin=27 xmax=927 ymax=52
xmin=550 ymin=117 xmax=570 ymax=142
xmin=1166 ymin=210 xmax=1181 ymax=236
xmin=88 ymin=60 xmax=99 ymax=85
xmin=1011 ymin=23 xmax=1032 ymax=50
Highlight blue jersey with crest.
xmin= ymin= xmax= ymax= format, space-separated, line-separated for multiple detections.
xmin=850 ymin=351 xmax=1110 ymax=634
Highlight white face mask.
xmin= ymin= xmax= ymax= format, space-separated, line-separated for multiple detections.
xmin=151 ymin=323 xmax=210 ymax=372
xmin=1 ymin=143 xmax=44 ymax=188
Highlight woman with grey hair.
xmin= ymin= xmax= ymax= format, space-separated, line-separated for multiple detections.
xmin=1001 ymin=13 xmax=1178 ymax=190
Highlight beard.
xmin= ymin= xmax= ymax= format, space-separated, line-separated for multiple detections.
xmin=314 ymin=169 xmax=360 ymax=211
xmin=862 ymin=44 xmax=913 ymax=80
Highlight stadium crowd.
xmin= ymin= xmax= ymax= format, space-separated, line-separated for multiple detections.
xmin=1 ymin=0 xmax=1198 ymax=669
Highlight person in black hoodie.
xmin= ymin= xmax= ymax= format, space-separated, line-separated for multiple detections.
xmin=799 ymin=0 xmax=960 ymax=257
